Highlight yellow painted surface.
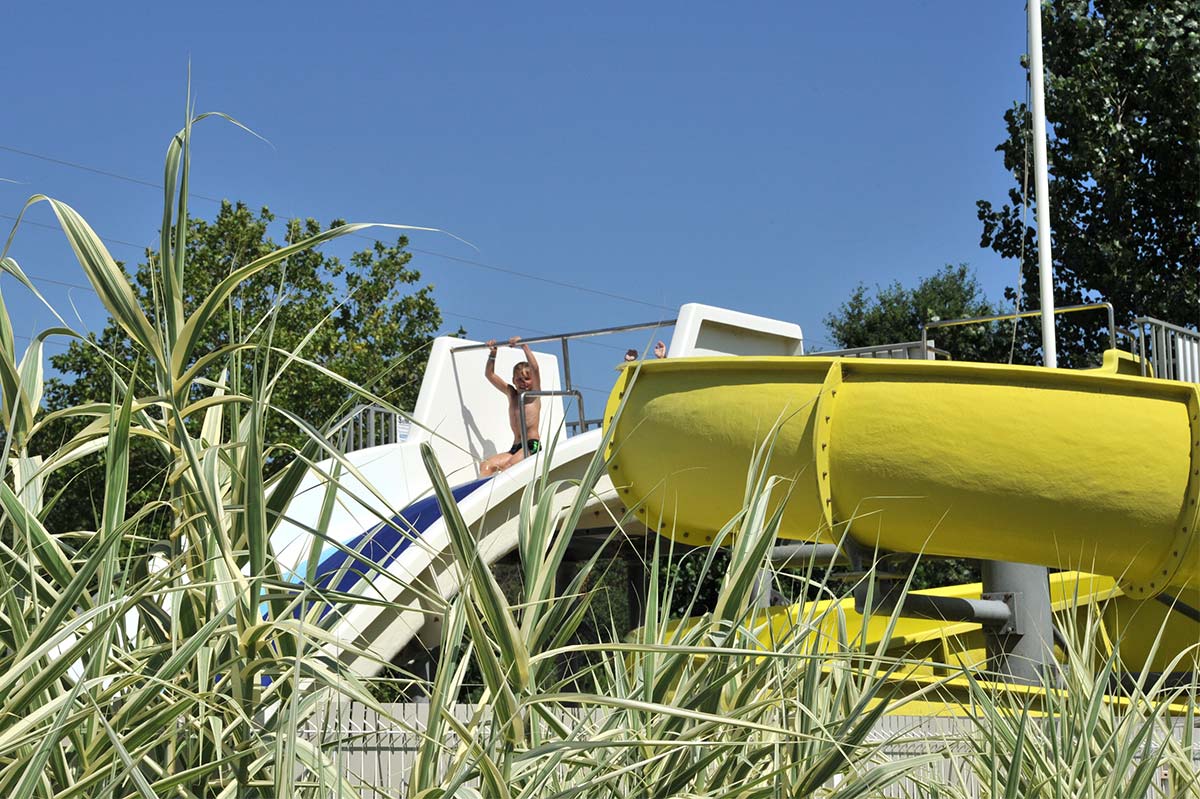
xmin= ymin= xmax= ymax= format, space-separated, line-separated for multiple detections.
xmin=661 ymin=571 xmax=1198 ymax=695
xmin=605 ymin=354 xmax=1200 ymax=598
xmin=667 ymin=571 xmax=1117 ymax=663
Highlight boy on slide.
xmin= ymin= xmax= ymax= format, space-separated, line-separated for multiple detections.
xmin=480 ymin=336 xmax=542 ymax=476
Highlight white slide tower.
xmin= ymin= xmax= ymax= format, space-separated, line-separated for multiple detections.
xmin=271 ymin=305 xmax=803 ymax=676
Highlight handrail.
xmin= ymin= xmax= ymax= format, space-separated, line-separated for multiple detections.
xmin=517 ymin=389 xmax=586 ymax=452
xmin=919 ymin=302 xmax=1117 ymax=361
xmin=453 ymin=318 xmax=676 ymax=442
xmin=450 ymin=318 xmax=677 ymax=352
xmin=1132 ymin=315 xmax=1199 ymax=339
xmin=567 ymin=418 xmax=604 ymax=434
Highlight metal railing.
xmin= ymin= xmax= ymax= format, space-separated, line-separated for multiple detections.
xmin=325 ymin=320 xmax=675 ymax=454
xmin=567 ymin=418 xmax=604 ymax=434
xmin=328 ymin=404 xmax=411 ymax=453
xmin=820 ymin=340 xmax=950 ymax=360
xmin=920 ymin=302 xmax=1117 ymax=361
xmin=1132 ymin=317 xmax=1200 ymax=382
xmin=917 ymin=302 xmax=1200 ymax=384
xmin=451 ymin=317 xmax=677 ymax=435
xmin=323 ymin=304 xmax=1200 ymax=456
xmin=518 ymin=389 xmax=585 ymax=450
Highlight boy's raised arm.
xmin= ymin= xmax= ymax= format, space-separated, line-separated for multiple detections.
xmin=484 ymin=340 xmax=509 ymax=392
xmin=511 ymin=336 xmax=541 ymax=389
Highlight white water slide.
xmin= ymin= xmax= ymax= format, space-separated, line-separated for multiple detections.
xmin=270 ymin=305 xmax=804 ymax=676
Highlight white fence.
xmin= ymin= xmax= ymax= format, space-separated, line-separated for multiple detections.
xmin=300 ymin=701 xmax=1199 ymax=798
xmin=329 ymin=405 xmax=411 ymax=453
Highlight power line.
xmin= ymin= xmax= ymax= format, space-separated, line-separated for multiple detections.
xmin=0 ymin=143 xmax=223 ymax=202
xmin=0 ymin=214 xmax=132 ymax=293
xmin=0 ymin=142 xmax=676 ymax=312
xmin=0 ymin=218 xmax=638 ymax=356
xmin=5 ymin=210 xmax=673 ymax=315
xmin=0 ymin=266 xmax=630 ymax=356
xmin=9 ymin=331 xmax=70 ymax=349
xmin=0 ymin=238 xmax=647 ymax=356
xmin=0 ymin=212 xmax=149 ymax=255
xmin=436 ymin=311 xmax=546 ymax=337
xmin=0 ymin=144 xmax=675 ymax=371
xmin=408 ymin=246 xmax=671 ymax=311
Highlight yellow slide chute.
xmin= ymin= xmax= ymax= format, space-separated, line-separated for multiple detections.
xmin=604 ymin=353 xmax=1200 ymax=599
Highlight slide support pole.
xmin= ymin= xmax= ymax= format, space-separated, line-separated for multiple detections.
xmin=982 ymin=559 xmax=1055 ymax=685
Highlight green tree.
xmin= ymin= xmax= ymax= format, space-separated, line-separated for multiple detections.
xmin=824 ymin=264 xmax=1016 ymax=363
xmin=978 ymin=0 xmax=1200 ymax=365
xmin=35 ymin=201 xmax=447 ymax=533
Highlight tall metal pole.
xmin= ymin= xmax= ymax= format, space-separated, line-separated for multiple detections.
xmin=975 ymin=1 xmax=1058 ymax=687
xmin=1028 ymin=0 xmax=1057 ymax=369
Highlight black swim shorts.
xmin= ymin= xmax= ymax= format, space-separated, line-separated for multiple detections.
xmin=508 ymin=440 xmax=542 ymax=456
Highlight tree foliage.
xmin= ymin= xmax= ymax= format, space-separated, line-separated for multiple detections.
xmin=36 ymin=201 xmax=446 ymax=533
xmin=823 ymin=264 xmax=1016 ymax=364
xmin=978 ymin=0 xmax=1200 ymax=365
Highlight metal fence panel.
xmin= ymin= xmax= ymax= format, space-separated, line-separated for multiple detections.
xmin=328 ymin=406 xmax=412 ymax=453
xmin=298 ymin=701 xmax=1199 ymax=798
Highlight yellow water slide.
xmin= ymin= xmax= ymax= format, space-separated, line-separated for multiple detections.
xmin=603 ymin=352 xmax=1200 ymax=600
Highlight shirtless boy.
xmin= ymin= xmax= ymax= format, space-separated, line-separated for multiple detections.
xmin=480 ymin=336 xmax=542 ymax=476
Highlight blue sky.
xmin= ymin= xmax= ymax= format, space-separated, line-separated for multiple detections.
xmin=3 ymin=2 xmax=1031 ymax=408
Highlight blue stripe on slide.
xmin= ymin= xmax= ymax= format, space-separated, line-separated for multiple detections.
xmin=311 ymin=476 xmax=491 ymax=595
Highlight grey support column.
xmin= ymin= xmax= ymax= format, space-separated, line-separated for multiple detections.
xmin=751 ymin=569 xmax=774 ymax=610
xmin=981 ymin=560 xmax=1055 ymax=685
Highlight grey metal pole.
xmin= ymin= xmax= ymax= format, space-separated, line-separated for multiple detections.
xmin=561 ymin=338 xmax=572 ymax=392
xmin=752 ymin=570 xmax=775 ymax=610
xmin=770 ymin=543 xmax=850 ymax=568
xmin=981 ymin=559 xmax=1055 ymax=685
xmin=854 ymin=584 xmax=1014 ymax=626
xmin=450 ymin=318 xmax=677 ymax=352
